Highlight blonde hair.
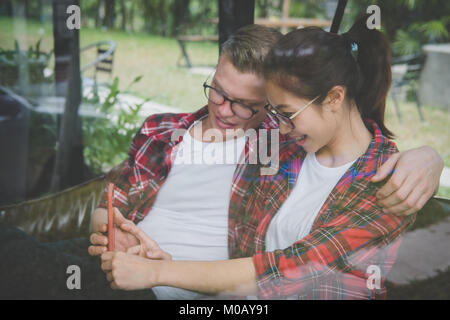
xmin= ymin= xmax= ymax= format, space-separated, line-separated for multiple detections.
xmin=220 ymin=24 xmax=282 ymax=75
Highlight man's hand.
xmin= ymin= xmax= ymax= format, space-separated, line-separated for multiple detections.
xmin=88 ymin=207 xmax=139 ymax=256
xmin=372 ymin=146 xmax=444 ymax=216
xmin=120 ymin=223 xmax=172 ymax=260
xmin=101 ymin=251 xmax=159 ymax=290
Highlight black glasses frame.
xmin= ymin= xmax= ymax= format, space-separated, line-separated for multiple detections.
xmin=203 ymin=82 xmax=259 ymax=120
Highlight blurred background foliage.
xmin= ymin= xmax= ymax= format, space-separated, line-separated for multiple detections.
xmin=78 ymin=0 xmax=450 ymax=57
xmin=0 ymin=39 xmax=53 ymax=87
xmin=344 ymin=0 xmax=450 ymax=56
xmin=82 ymin=75 xmax=147 ymax=175
xmin=2 ymin=0 xmax=449 ymax=57
xmin=0 ymin=0 xmax=448 ymax=183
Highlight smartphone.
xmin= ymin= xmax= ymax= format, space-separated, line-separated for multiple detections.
xmin=107 ymin=183 xmax=115 ymax=251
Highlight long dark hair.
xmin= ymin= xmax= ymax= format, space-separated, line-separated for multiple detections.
xmin=263 ymin=14 xmax=393 ymax=138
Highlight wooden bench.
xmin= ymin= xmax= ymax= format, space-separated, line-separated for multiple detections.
xmin=176 ymin=35 xmax=218 ymax=68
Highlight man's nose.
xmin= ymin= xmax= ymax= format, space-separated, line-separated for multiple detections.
xmin=217 ymin=99 xmax=234 ymax=118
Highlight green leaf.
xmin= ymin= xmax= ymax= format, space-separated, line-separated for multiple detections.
xmin=412 ymin=20 xmax=449 ymax=41
xmin=393 ymin=29 xmax=422 ymax=56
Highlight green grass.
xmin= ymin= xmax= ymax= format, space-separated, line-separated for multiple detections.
xmin=384 ymin=99 xmax=450 ymax=168
xmin=79 ymin=28 xmax=219 ymax=111
xmin=437 ymin=186 xmax=450 ymax=198
xmin=0 ymin=16 xmax=218 ymax=112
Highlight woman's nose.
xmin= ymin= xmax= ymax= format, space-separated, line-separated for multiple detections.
xmin=279 ymin=122 xmax=291 ymax=135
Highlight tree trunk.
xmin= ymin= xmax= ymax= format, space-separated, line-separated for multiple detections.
xmin=120 ymin=0 xmax=127 ymax=31
xmin=171 ymin=0 xmax=190 ymax=36
xmin=24 ymin=0 xmax=29 ymax=18
xmin=281 ymin=0 xmax=290 ymax=34
xmin=2 ymin=0 xmax=13 ymax=17
xmin=103 ymin=0 xmax=116 ymax=29
xmin=142 ymin=0 xmax=153 ymax=33
xmin=258 ymin=0 xmax=269 ymax=18
xmin=95 ymin=0 xmax=102 ymax=28
xmin=129 ymin=0 xmax=135 ymax=32
xmin=218 ymin=0 xmax=255 ymax=51
xmin=38 ymin=0 xmax=43 ymax=21
xmin=158 ymin=0 xmax=167 ymax=36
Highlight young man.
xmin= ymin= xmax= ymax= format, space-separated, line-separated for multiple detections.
xmin=90 ymin=25 xmax=444 ymax=299
xmin=0 ymin=25 xmax=443 ymax=300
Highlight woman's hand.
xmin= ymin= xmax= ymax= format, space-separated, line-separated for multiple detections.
xmin=120 ymin=223 xmax=172 ymax=260
xmin=101 ymin=251 xmax=160 ymax=290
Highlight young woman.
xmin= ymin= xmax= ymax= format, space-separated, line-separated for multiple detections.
xmin=100 ymin=15 xmax=417 ymax=299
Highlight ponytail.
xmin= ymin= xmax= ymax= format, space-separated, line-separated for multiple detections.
xmin=345 ymin=14 xmax=393 ymax=138
xmin=263 ymin=13 xmax=394 ymax=138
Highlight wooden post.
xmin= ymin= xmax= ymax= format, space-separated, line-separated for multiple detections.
xmin=281 ymin=0 xmax=290 ymax=34
xmin=218 ymin=0 xmax=255 ymax=51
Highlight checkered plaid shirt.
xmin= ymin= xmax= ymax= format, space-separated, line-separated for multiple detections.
xmin=228 ymin=119 xmax=416 ymax=299
xmin=98 ymin=107 xmax=414 ymax=300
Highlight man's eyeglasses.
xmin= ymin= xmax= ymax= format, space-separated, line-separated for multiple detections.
xmin=265 ymin=95 xmax=320 ymax=132
xmin=203 ymin=81 xmax=260 ymax=120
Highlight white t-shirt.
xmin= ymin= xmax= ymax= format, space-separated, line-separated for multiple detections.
xmin=265 ymin=152 xmax=356 ymax=252
xmin=137 ymin=124 xmax=246 ymax=299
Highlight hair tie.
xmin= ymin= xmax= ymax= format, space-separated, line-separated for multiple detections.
xmin=341 ymin=32 xmax=359 ymax=61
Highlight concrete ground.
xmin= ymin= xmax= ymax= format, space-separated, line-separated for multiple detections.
xmin=440 ymin=167 xmax=450 ymax=188
xmin=82 ymin=82 xmax=181 ymax=118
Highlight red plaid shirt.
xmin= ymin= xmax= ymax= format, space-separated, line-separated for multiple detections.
xmin=98 ymin=108 xmax=414 ymax=300
xmin=229 ymin=119 xmax=416 ymax=299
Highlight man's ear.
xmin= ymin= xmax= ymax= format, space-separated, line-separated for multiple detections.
xmin=323 ymin=86 xmax=346 ymax=112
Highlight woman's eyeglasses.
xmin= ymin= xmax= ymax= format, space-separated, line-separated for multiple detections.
xmin=265 ymin=95 xmax=320 ymax=132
